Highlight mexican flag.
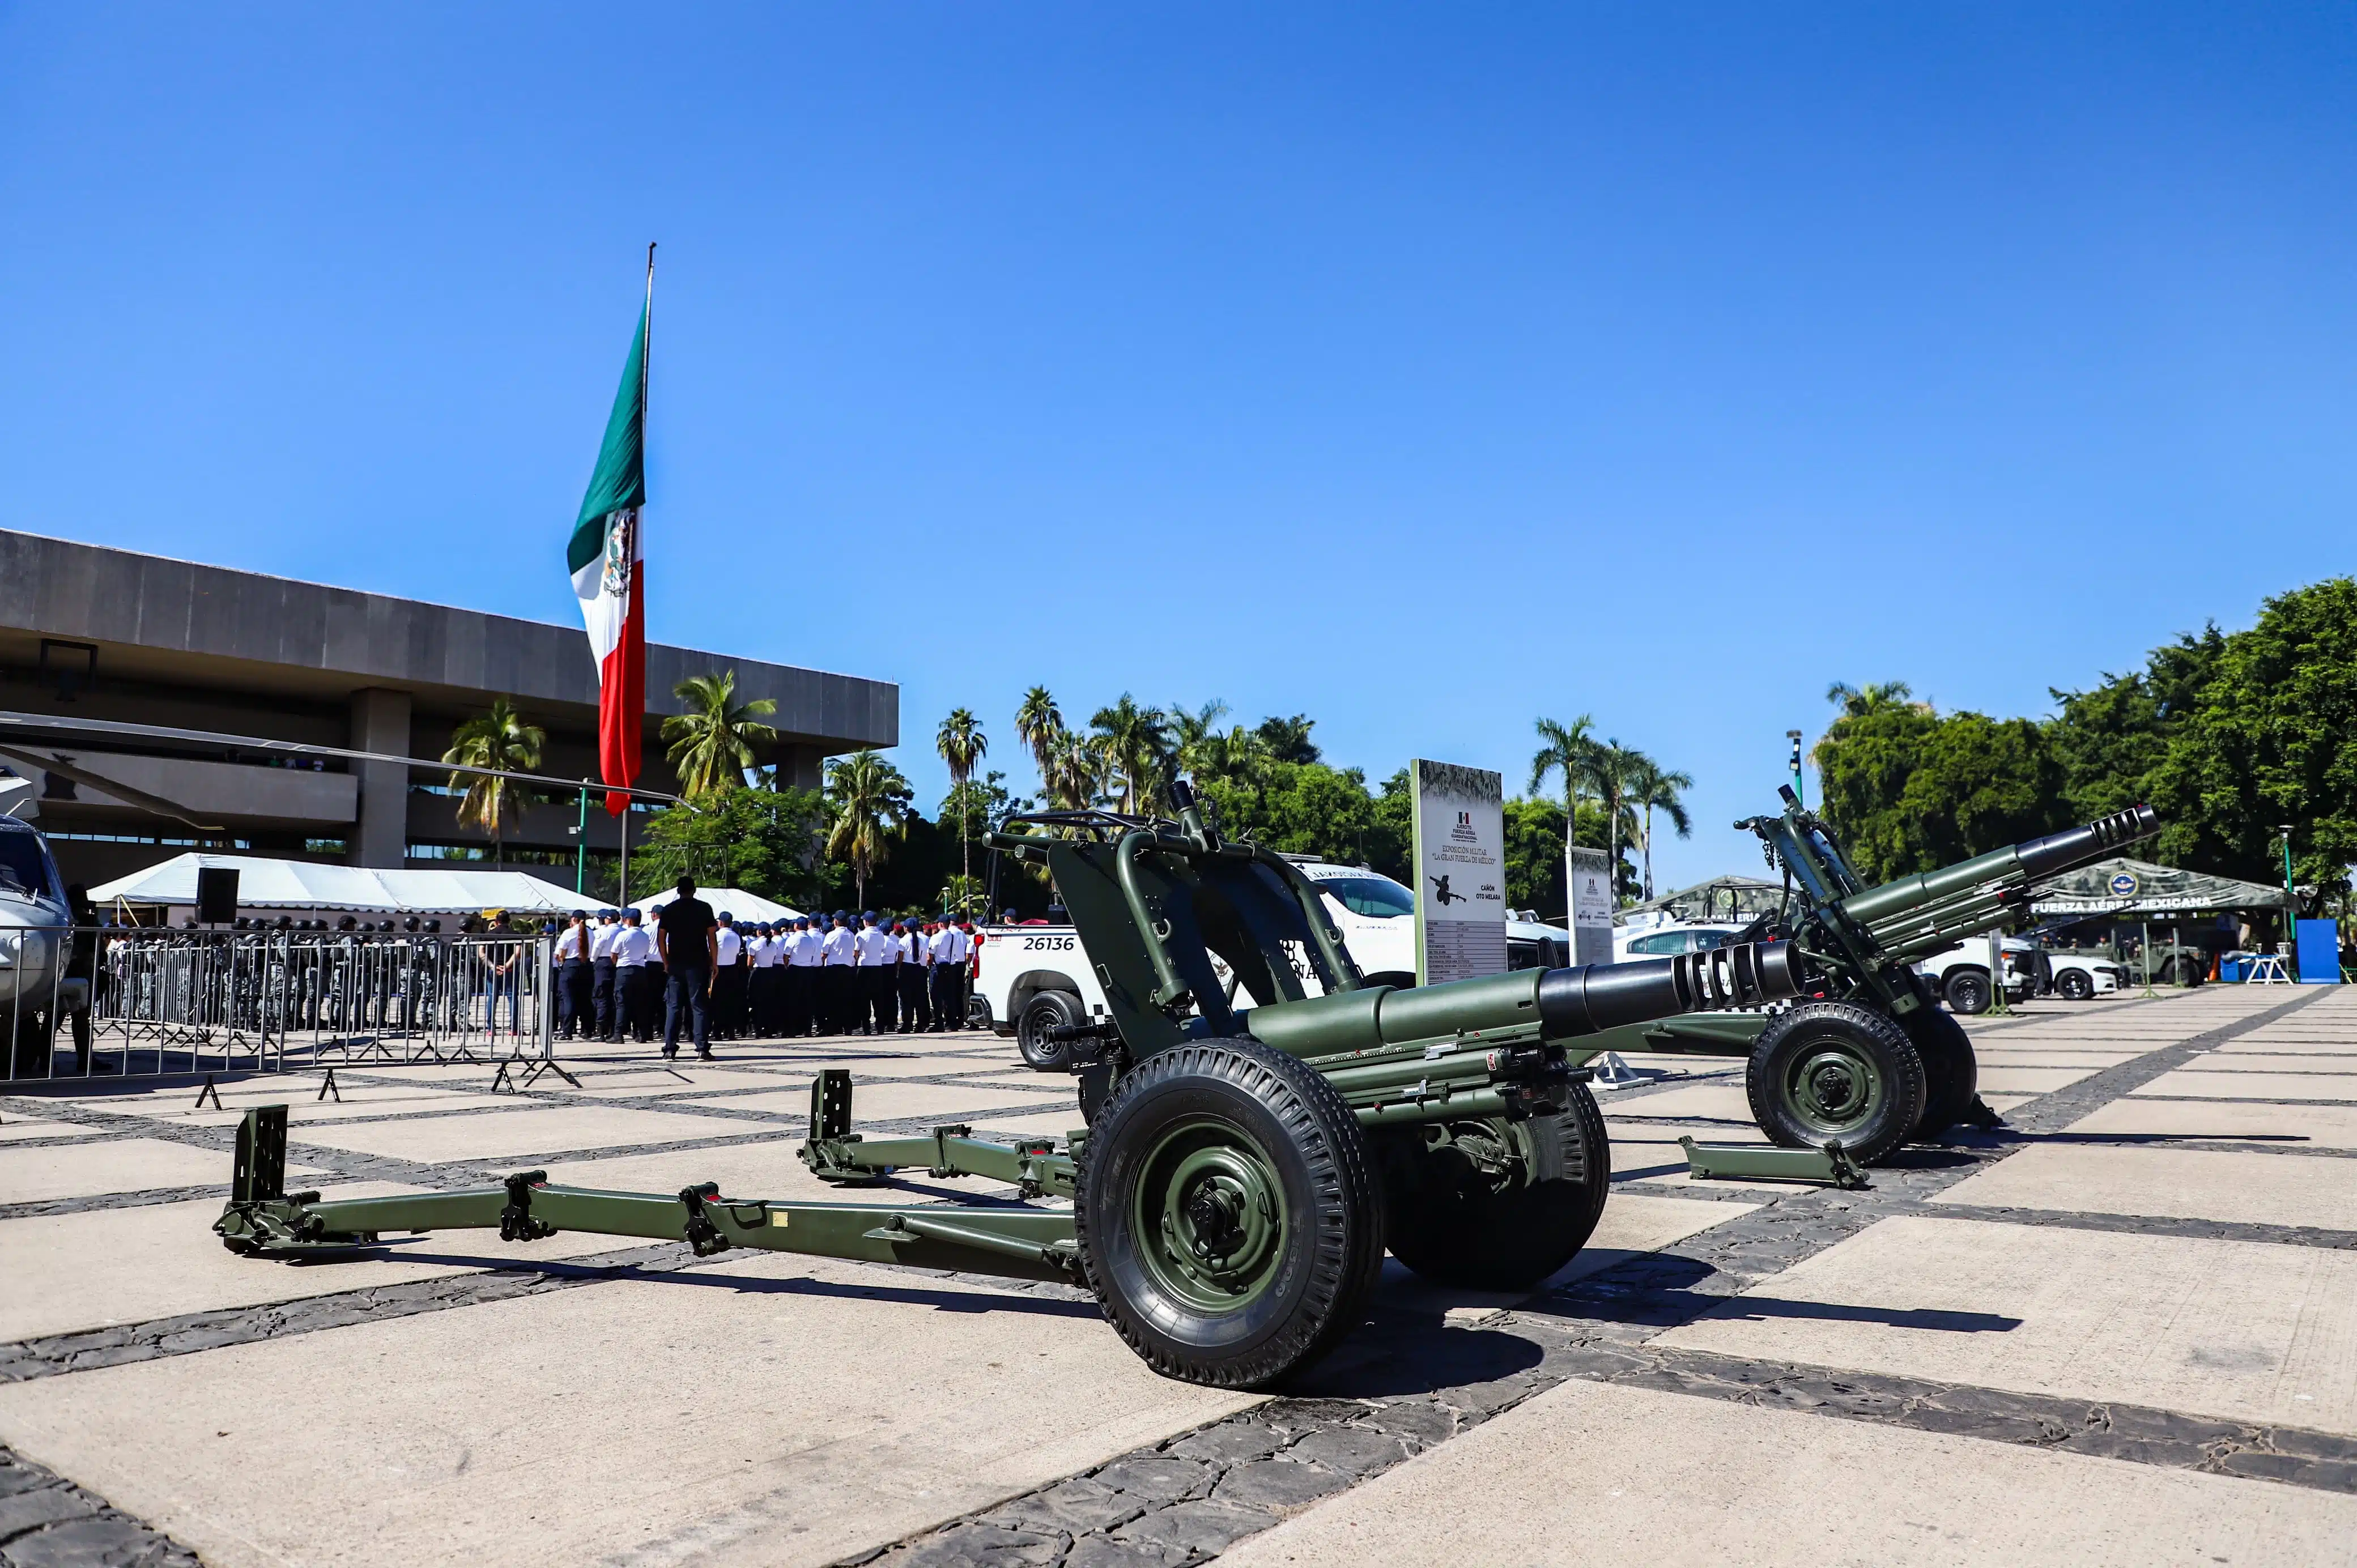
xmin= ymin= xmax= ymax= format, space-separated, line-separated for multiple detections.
xmin=567 ymin=267 xmax=650 ymax=816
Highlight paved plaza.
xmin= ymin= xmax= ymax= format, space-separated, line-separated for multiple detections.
xmin=2 ymin=985 xmax=2354 ymax=1566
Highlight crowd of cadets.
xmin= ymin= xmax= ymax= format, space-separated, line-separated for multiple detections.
xmin=552 ymin=891 xmax=980 ymax=1053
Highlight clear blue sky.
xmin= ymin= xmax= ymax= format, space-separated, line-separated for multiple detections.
xmin=5 ymin=5 xmax=2352 ymax=894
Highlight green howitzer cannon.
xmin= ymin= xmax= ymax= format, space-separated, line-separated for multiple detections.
xmin=214 ymin=781 xmax=1801 ymax=1389
xmin=1576 ymin=791 xmax=2158 ymax=1164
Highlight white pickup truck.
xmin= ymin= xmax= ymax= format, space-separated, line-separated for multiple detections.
xmin=973 ymin=858 xmax=1572 ymax=1067
xmin=1914 ymin=936 xmax=2130 ymax=1012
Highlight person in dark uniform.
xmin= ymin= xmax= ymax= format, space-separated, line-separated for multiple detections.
xmin=590 ymin=909 xmax=620 ymax=1041
xmin=657 ymin=878 xmax=718 ymax=1060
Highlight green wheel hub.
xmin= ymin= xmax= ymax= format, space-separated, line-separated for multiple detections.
xmin=1134 ymin=1118 xmax=1287 ymax=1311
xmin=1783 ymin=1042 xmax=1883 ymax=1134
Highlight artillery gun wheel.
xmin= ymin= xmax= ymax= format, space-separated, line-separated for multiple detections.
xmin=1075 ymin=1039 xmax=1385 ymax=1389
xmin=1745 ymin=1001 xmax=1925 ymax=1166
xmin=1899 ymin=1004 xmax=1980 ymax=1140
xmin=1377 ymin=1085 xmax=1610 ymax=1291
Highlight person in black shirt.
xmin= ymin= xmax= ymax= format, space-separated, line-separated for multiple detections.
xmin=656 ymin=877 xmax=719 ymax=1059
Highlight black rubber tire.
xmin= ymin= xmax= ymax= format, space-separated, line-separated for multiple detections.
xmin=2056 ymin=969 xmax=2094 ymax=1002
xmin=1746 ymin=1000 xmax=1928 ymax=1166
xmin=1017 ymin=990 xmax=1083 ymax=1070
xmin=1900 ymin=1004 xmax=1980 ymax=1140
xmin=1379 ymin=1085 xmax=1611 ymax=1290
xmin=1944 ymin=969 xmax=1993 ymax=1015
xmin=1075 ymin=1039 xmax=1385 ymax=1389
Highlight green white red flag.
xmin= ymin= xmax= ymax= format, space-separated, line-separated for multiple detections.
xmin=566 ymin=256 xmax=651 ymax=816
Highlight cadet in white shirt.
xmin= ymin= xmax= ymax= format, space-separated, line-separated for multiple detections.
xmin=590 ymin=910 xmax=623 ymax=1041
xmin=749 ymin=922 xmax=786 ymax=1037
xmin=819 ymin=913 xmax=857 ymax=1035
xmin=852 ymin=913 xmax=896 ymax=1035
xmin=926 ymin=919 xmax=966 ymax=1032
xmin=783 ymin=916 xmax=820 ymax=1036
xmin=555 ymin=913 xmax=591 ymax=1041
xmin=610 ymin=910 xmax=656 ymax=1044
xmin=711 ymin=914 xmax=746 ymax=1041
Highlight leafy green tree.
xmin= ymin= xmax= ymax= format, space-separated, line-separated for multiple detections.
xmin=1198 ymin=761 xmax=1379 ymax=863
xmin=662 ymin=670 xmax=778 ymax=802
xmin=2150 ymin=579 xmax=2357 ymax=895
xmin=442 ymin=697 xmax=545 ymax=867
xmin=1168 ymin=700 xmax=1231 ymax=779
xmin=635 ymin=783 xmax=826 ymax=906
xmin=824 ymin=749 xmax=913 ymax=906
xmin=1253 ymin=714 xmax=1321 ymax=766
xmin=2048 ymin=629 xmax=2225 ymax=824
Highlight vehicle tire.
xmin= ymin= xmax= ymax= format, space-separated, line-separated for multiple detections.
xmin=1378 ymin=1086 xmax=1610 ymax=1290
xmin=2056 ymin=969 xmax=2094 ymax=1002
xmin=1075 ymin=1038 xmax=1385 ymax=1389
xmin=1017 ymin=990 xmax=1083 ymax=1070
xmin=1746 ymin=1001 xmax=1927 ymax=1166
xmin=1944 ymin=968 xmax=1993 ymax=1015
xmin=1900 ymin=1004 xmax=1980 ymax=1140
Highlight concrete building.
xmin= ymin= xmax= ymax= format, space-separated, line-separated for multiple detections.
xmin=0 ymin=530 xmax=896 ymax=887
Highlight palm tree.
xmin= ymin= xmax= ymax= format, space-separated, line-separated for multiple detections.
xmin=824 ymin=749 xmax=912 ymax=907
xmin=1825 ymin=680 xmax=1917 ymax=719
xmin=1579 ymin=739 xmax=1641 ymax=903
xmin=1089 ymin=694 xmax=1173 ymax=816
xmin=443 ymin=698 xmax=546 ymax=868
xmin=662 ymin=670 xmax=778 ymax=801
xmin=1253 ymin=713 xmax=1320 ymax=765
xmin=1015 ymin=687 xmax=1065 ymax=792
xmin=1530 ymin=714 xmax=1598 ymax=874
xmin=1045 ymin=731 xmax=1107 ymax=811
xmin=936 ymin=708 xmax=988 ymax=885
xmin=1625 ymin=755 xmax=1695 ymax=900
xmin=1168 ymin=699 xmax=1231 ymax=779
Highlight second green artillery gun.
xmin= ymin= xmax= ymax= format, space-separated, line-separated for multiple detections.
xmin=1575 ymin=791 xmax=2158 ymax=1165
xmin=212 ymin=781 xmax=1802 ymax=1389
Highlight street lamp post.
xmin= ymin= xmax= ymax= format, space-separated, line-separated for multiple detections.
xmin=1786 ymin=730 xmax=1804 ymax=807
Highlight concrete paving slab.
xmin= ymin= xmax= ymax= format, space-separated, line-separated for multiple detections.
xmin=0 ymin=1250 xmax=1254 ymax=1568
xmin=969 ymin=1107 xmax=1092 ymax=1140
xmin=0 ymin=1116 xmax=103 ymax=1143
xmin=1215 ymin=1374 xmax=2357 ymax=1568
xmin=2184 ymin=1055 xmax=2357 ymax=1073
xmin=2067 ymin=1096 xmax=2357 ymax=1149
xmin=816 ymin=1054 xmax=1023 ymax=1079
xmin=2216 ymin=1039 xmax=2357 ymax=1056
xmin=293 ymin=1105 xmax=771 ymax=1164
xmin=703 ymin=1082 xmax=1067 ymax=1124
xmin=1969 ymin=1051 xmax=2142 ymax=1069
xmin=2134 ymin=1068 xmax=2357 ymax=1102
xmin=0 ymin=1137 xmax=322 ymax=1203
xmin=1973 ymin=1066 xmax=2098 ymax=1094
xmin=1934 ymin=1143 xmax=2357 ymax=1230
xmin=565 ymin=1067 xmax=807 ymax=1098
xmin=0 ymin=1187 xmax=627 ymax=1343
xmin=542 ymin=1141 xmax=934 ymax=1207
xmin=1597 ymin=1084 xmax=1755 ymax=1123
xmin=1655 ymin=1215 xmax=2357 ymax=1433
xmin=166 ymin=1093 xmax=519 ymax=1128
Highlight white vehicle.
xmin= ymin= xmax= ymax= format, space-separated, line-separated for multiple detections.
xmin=1 ymin=817 xmax=81 ymax=1076
xmin=1613 ymin=922 xmax=1746 ymax=962
xmin=975 ymin=858 xmax=1572 ymax=1068
xmin=2040 ymin=946 xmax=2133 ymax=1002
xmin=1912 ymin=935 xmax=2133 ymax=1012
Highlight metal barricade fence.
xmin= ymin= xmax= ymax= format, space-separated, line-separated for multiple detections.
xmin=1 ymin=923 xmax=555 ymax=1083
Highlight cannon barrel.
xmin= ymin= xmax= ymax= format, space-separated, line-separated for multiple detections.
xmin=1836 ymin=804 xmax=2156 ymax=962
xmin=1242 ymin=939 xmax=1802 ymax=1062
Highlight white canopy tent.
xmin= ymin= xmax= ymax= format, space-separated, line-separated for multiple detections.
xmin=90 ymin=853 xmax=588 ymax=917
xmin=628 ymin=886 xmax=804 ymax=926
